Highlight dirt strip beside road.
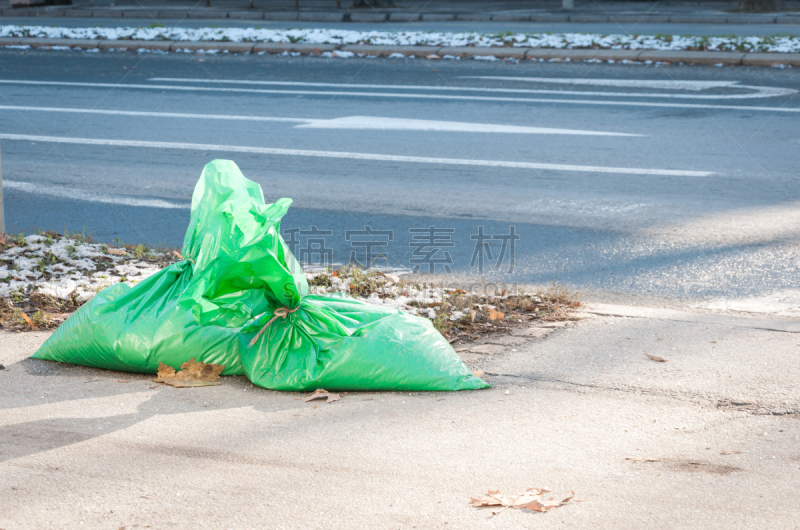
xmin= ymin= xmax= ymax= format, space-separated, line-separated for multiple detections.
xmin=2 ymin=37 xmax=799 ymax=66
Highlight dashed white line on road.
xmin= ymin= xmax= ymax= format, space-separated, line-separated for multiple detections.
xmin=0 ymin=133 xmax=714 ymax=177
xmin=2 ymin=79 xmax=797 ymax=112
xmin=0 ymin=106 xmax=642 ymax=136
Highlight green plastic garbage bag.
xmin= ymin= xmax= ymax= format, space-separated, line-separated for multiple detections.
xmin=32 ymin=160 xmax=489 ymax=392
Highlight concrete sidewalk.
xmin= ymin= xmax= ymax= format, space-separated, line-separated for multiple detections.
xmin=2 ymin=302 xmax=798 ymax=528
xmin=2 ymin=0 xmax=800 ymax=25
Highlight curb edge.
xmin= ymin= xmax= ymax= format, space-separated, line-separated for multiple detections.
xmin=2 ymin=38 xmax=799 ymax=66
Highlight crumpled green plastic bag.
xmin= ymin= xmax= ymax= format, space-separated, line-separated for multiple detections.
xmin=32 ymin=160 xmax=489 ymax=392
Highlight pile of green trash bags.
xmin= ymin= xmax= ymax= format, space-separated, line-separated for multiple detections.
xmin=33 ymin=160 xmax=489 ymax=392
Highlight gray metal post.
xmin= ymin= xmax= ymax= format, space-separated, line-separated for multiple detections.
xmin=563 ymin=0 xmax=574 ymax=10
xmin=0 ymin=142 xmax=4 ymax=234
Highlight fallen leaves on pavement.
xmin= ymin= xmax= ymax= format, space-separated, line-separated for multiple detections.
xmin=469 ymin=488 xmax=574 ymax=515
xmin=152 ymin=358 xmax=224 ymax=387
xmin=304 ymin=389 xmax=341 ymax=403
xmin=488 ymin=309 xmax=505 ymax=321
xmin=645 ymin=353 xmax=668 ymax=362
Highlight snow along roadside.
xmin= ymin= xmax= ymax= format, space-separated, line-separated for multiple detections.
xmin=0 ymin=233 xmax=434 ymax=318
xmin=2 ymin=25 xmax=800 ymax=53
xmin=1 ymin=234 xmax=566 ymax=333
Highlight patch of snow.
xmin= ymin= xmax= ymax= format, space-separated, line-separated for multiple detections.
xmin=1 ymin=25 xmax=799 ymax=53
xmin=0 ymin=235 xmax=171 ymax=302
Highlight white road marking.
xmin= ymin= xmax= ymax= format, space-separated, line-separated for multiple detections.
xmin=294 ymin=116 xmax=641 ymax=136
xmin=0 ymin=105 xmax=641 ymax=136
xmin=150 ymin=77 xmax=797 ymax=100
xmin=0 ymin=105 xmax=309 ymax=123
xmin=0 ymin=133 xmax=714 ymax=177
xmin=3 ymin=180 xmax=188 ymax=209
xmin=459 ymin=78 xmax=740 ymax=91
xmin=1 ymin=79 xmax=797 ymax=112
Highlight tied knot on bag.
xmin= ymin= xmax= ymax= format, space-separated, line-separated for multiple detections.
xmin=248 ymin=305 xmax=300 ymax=347
xmin=173 ymin=250 xmax=195 ymax=264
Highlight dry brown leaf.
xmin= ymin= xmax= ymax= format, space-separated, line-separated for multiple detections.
xmin=20 ymin=312 xmax=37 ymax=330
xmin=524 ymin=492 xmax=575 ymax=512
xmin=156 ymin=362 xmax=176 ymax=379
xmin=152 ymin=358 xmax=225 ymax=388
xmin=469 ymin=309 xmax=477 ymax=322
xmin=470 ymin=488 xmax=570 ymax=515
xmin=304 ymin=389 xmax=341 ymax=403
xmin=721 ymin=450 xmax=742 ymax=455
xmin=488 ymin=309 xmax=505 ymax=321
xmin=469 ymin=490 xmax=505 ymax=507
xmin=107 ymin=248 xmax=127 ymax=256
xmin=645 ymin=353 xmax=668 ymax=362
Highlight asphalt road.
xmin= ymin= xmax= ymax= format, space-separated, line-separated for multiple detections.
xmin=1 ymin=47 xmax=800 ymax=300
